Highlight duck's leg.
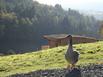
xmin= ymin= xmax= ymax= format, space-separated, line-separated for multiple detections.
xmin=71 ymin=64 xmax=75 ymax=69
xmin=67 ymin=64 xmax=73 ymax=71
xmin=67 ymin=64 xmax=71 ymax=69
xmin=67 ymin=64 xmax=76 ymax=70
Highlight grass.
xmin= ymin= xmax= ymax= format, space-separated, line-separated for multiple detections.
xmin=0 ymin=41 xmax=103 ymax=77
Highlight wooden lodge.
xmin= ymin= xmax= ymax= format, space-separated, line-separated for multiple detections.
xmin=42 ymin=34 xmax=98 ymax=49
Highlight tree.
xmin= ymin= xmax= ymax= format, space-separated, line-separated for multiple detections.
xmin=99 ymin=22 xmax=103 ymax=39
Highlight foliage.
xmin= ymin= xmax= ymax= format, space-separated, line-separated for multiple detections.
xmin=0 ymin=41 xmax=103 ymax=76
xmin=0 ymin=0 xmax=100 ymax=53
xmin=99 ymin=21 xmax=103 ymax=38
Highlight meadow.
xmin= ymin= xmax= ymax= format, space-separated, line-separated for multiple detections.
xmin=0 ymin=41 xmax=103 ymax=77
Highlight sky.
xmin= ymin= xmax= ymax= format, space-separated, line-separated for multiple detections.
xmin=33 ymin=0 xmax=103 ymax=11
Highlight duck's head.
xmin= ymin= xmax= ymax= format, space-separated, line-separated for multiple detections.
xmin=68 ymin=35 xmax=72 ymax=39
xmin=68 ymin=35 xmax=72 ymax=44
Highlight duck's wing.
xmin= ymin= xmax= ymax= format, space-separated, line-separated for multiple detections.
xmin=65 ymin=52 xmax=71 ymax=63
xmin=72 ymin=51 xmax=79 ymax=64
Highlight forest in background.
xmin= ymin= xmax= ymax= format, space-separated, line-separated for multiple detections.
xmin=0 ymin=0 xmax=101 ymax=54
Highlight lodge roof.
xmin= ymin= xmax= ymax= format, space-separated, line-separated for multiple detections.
xmin=43 ymin=34 xmax=98 ymax=40
xmin=43 ymin=34 xmax=69 ymax=39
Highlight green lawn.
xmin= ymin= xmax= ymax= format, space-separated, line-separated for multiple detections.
xmin=0 ymin=41 xmax=103 ymax=77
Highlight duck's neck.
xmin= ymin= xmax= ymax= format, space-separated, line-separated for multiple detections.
xmin=68 ymin=37 xmax=73 ymax=51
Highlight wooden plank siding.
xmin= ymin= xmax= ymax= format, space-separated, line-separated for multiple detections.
xmin=42 ymin=34 xmax=98 ymax=49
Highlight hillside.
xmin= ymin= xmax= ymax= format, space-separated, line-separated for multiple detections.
xmin=0 ymin=0 xmax=100 ymax=53
xmin=0 ymin=41 xmax=103 ymax=77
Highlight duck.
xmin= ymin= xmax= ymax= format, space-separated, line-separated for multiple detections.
xmin=65 ymin=35 xmax=79 ymax=70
